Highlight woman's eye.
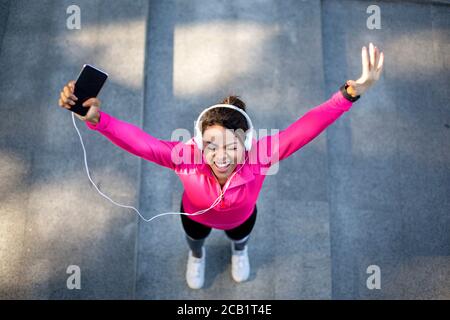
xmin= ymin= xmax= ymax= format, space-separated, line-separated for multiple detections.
xmin=206 ymin=144 xmax=236 ymax=151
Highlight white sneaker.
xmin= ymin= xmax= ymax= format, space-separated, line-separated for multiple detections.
xmin=186 ymin=247 xmax=205 ymax=289
xmin=231 ymin=243 xmax=250 ymax=282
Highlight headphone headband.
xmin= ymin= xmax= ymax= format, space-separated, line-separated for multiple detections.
xmin=194 ymin=104 xmax=254 ymax=151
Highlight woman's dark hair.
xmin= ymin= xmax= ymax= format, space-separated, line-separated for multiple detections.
xmin=200 ymin=95 xmax=249 ymax=134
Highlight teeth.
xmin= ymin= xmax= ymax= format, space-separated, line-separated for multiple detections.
xmin=215 ymin=161 xmax=230 ymax=168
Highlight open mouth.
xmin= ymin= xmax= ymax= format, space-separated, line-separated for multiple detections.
xmin=214 ymin=160 xmax=231 ymax=173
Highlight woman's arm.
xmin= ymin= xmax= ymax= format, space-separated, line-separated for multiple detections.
xmin=85 ymin=110 xmax=181 ymax=170
xmin=256 ymin=42 xmax=384 ymax=166
xmin=255 ymin=89 xmax=353 ymax=166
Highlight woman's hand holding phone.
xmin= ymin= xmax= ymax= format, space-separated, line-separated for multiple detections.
xmin=58 ymin=80 xmax=101 ymax=125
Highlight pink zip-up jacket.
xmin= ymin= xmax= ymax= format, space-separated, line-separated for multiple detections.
xmin=86 ymin=90 xmax=353 ymax=230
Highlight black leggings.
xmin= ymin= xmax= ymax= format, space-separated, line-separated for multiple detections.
xmin=180 ymin=201 xmax=257 ymax=241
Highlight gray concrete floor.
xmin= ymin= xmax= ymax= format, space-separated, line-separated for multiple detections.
xmin=0 ymin=0 xmax=449 ymax=299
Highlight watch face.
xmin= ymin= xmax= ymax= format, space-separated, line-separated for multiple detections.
xmin=341 ymin=84 xmax=360 ymax=102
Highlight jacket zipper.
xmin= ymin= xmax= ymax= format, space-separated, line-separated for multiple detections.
xmin=211 ymin=171 xmax=231 ymax=208
xmin=210 ymin=162 xmax=243 ymax=208
xmin=211 ymin=174 xmax=225 ymax=208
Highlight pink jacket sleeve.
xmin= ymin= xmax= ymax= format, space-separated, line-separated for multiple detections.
xmin=85 ymin=110 xmax=181 ymax=170
xmin=255 ymin=90 xmax=354 ymax=166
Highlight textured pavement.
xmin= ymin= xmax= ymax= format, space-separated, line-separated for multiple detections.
xmin=0 ymin=0 xmax=449 ymax=299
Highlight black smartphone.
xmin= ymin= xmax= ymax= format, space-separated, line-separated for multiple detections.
xmin=71 ymin=64 xmax=108 ymax=117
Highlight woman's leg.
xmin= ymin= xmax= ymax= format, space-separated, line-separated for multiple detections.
xmin=224 ymin=205 xmax=257 ymax=250
xmin=180 ymin=201 xmax=212 ymax=258
xmin=224 ymin=205 xmax=257 ymax=283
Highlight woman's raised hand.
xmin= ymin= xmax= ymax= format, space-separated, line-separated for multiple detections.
xmin=347 ymin=42 xmax=384 ymax=96
xmin=58 ymin=80 xmax=101 ymax=124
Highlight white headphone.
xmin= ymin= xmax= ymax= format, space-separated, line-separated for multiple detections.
xmin=194 ymin=104 xmax=254 ymax=151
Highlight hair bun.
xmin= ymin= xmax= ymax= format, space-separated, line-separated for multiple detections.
xmin=221 ymin=95 xmax=246 ymax=111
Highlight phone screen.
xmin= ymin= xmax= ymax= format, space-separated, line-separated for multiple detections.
xmin=71 ymin=64 xmax=108 ymax=117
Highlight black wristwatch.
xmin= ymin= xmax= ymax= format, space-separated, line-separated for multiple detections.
xmin=340 ymin=83 xmax=361 ymax=102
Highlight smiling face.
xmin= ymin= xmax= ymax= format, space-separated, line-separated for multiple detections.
xmin=202 ymin=125 xmax=246 ymax=184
